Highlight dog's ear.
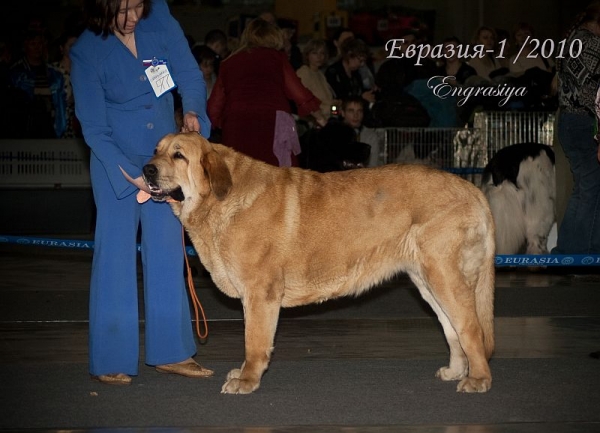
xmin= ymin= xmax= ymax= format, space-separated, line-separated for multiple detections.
xmin=202 ymin=149 xmax=232 ymax=200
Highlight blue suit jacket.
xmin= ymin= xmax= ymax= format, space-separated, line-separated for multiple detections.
xmin=71 ymin=0 xmax=210 ymax=199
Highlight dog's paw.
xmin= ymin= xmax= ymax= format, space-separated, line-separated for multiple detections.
xmin=435 ymin=366 xmax=467 ymax=381
xmin=456 ymin=377 xmax=491 ymax=393
xmin=225 ymin=368 xmax=242 ymax=381
xmin=221 ymin=377 xmax=259 ymax=394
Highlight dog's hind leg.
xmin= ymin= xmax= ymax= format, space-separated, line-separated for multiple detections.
xmin=411 ymin=266 xmax=492 ymax=393
xmin=409 ymin=272 xmax=468 ymax=381
xmin=221 ymin=292 xmax=281 ymax=394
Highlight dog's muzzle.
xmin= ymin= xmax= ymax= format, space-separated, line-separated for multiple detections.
xmin=142 ymin=164 xmax=184 ymax=202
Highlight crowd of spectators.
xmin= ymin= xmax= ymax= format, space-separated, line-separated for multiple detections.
xmin=1 ymin=9 xmax=558 ymax=173
xmin=0 ymin=13 xmax=84 ymax=139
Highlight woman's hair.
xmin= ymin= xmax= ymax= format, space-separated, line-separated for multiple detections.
xmin=83 ymin=0 xmax=152 ymax=38
xmin=236 ymin=18 xmax=284 ymax=52
xmin=566 ymin=1 xmax=600 ymax=36
xmin=339 ymin=37 xmax=369 ymax=61
xmin=557 ymin=1 xmax=600 ymax=72
xmin=471 ymin=25 xmax=497 ymax=47
xmin=581 ymin=1 xmax=600 ymax=25
xmin=301 ymin=38 xmax=328 ymax=65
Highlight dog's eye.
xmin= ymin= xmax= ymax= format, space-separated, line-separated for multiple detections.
xmin=173 ymin=151 xmax=185 ymax=159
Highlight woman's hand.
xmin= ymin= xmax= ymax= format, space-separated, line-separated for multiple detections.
xmin=181 ymin=111 xmax=201 ymax=133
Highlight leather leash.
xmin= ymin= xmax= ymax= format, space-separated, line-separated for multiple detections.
xmin=137 ymin=190 xmax=208 ymax=341
xmin=182 ymin=226 xmax=209 ymax=342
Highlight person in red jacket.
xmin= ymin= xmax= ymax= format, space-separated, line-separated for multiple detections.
xmin=208 ymin=18 xmax=326 ymax=167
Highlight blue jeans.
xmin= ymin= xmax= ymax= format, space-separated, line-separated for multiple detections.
xmin=553 ymin=111 xmax=600 ymax=254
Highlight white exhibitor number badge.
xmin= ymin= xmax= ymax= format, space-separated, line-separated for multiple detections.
xmin=143 ymin=58 xmax=176 ymax=98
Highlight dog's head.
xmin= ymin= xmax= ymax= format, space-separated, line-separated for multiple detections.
xmin=143 ymin=132 xmax=232 ymax=203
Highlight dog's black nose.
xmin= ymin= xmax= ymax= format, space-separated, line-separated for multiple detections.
xmin=143 ymin=164 xmax=157 ymax=177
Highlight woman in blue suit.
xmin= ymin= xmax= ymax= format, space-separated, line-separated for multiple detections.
xmin=71 ymin=0 xmax=213 ymax=385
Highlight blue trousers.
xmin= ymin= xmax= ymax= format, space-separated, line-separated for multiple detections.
xmin=88 ymin=154 xmax=196 ymax=376
xmin=553 ymin=111 xmax=600 ymax=254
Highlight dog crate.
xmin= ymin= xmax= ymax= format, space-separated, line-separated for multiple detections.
xmin=376 ymin=110 xmax=556 ymax=183
xmin=473 ymin=110 xmax=556 ymax=158
xmin=377 ymin=126 xmax=485 ymax=183
xmin=0 ymin=139 xmax=94 ymax=234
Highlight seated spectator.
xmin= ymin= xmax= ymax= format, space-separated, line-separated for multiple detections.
xmin=50 ymin=29 xmax=82 ymax=138
xmin=327 ymin=27 xmax=354 ymax=63
xmin=296 ymin=38 xmax=339 ymax=120
xmin=203 ymin=29 xmax=229 ymax=74
xmin=327 ymin=27 xmax=376 ymax=95
xmin=325 ymin=37 xmax=376 ymax=107
xmin=10 ymin=28 xmax=66 ymax=138
xmin=467 ymin=26 xmax=510 ymax=84
xmin=437 ymin=36 xmax=478 ymax=87
xmin=192 ymin=44 xmax=217 ymax=97
xmin=339 ymin=96 xmax=385 ymax=167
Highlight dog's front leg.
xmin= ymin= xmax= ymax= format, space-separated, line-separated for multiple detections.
xmin=221 ymin=295 xmax=281 ymax=394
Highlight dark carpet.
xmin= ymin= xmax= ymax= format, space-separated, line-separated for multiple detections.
xmin=2 ymin=358 xmax=599 ymax=429
xmin=2 ymin=279 xmax=600 ymax=322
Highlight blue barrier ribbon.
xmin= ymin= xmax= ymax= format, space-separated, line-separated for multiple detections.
xmin=2 ymin=235 xmax=599 ymax=266
xmin=0 ymin=235 xmax=198 ymax=257
xmin=443 ymin=167 xmax=485 ymax=175
xmin=495 ymin=255 xmax=600 ymax=266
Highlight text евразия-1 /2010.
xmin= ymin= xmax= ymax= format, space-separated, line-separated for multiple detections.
xmin=385 ymin=37 xmax=583 ymax=66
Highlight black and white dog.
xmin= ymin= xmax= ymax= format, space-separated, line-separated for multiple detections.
xmin=480 ymin=142 xmax=555 ymax=255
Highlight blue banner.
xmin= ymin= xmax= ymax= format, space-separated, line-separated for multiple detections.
xmin=495 ymin=254 xmax=600 ymax=267
xmin=2 ymin=235 xmax=599 ymax=266
xmin=0 ymin=235 xmax=198 ymax=257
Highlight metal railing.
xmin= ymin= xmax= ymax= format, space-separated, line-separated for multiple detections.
xmin=375 ymin=110 xmax=556 ymax=184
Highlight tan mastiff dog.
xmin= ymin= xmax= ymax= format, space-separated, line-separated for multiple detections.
xmin=143 ymin=132 xmax=495 ymax=395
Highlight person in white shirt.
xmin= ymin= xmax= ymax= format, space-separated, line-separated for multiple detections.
xmin=340 ymin=96 xmax=384 ymax=167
